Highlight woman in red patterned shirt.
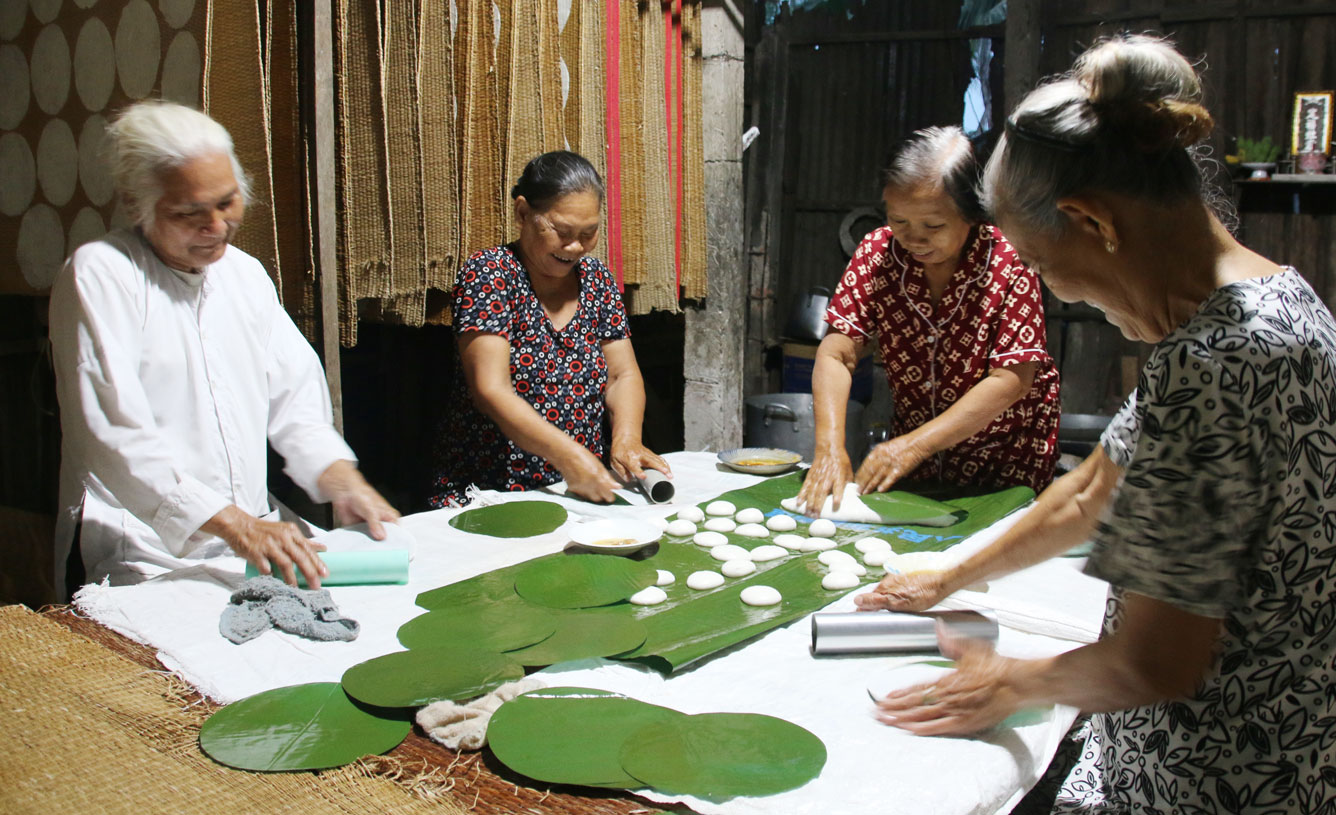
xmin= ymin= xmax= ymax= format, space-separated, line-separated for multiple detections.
xmin=797 ymin=126 xmax=1060 ymax=511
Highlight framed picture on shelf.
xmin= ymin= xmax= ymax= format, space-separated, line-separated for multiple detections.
xmin=1291 ymin=91 xmax=1333 ymax=155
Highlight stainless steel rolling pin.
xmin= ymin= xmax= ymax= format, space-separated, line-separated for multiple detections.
xmin=637 ymin=469 xmax=675 ymax=503
xmin=810 ymin=610 xmax=999 ymax=656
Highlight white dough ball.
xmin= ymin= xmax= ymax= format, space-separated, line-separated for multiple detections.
xmin=832 ymin=561 xmax=868 ymax=577
xmin=740 ymin=585 xmax=782 ymax=606
xmin=710 ymin=544 xmax=751 ymax=562
xmin=822 ymin=571 xmax=860 ymax=590
xmin=818 ymin=550 xmax=858 ymax=568
xmin=706 ymin=500 xmax=736 ymax=516
xmin=648 ymin=516 xmax=669 ymax=531
xmin=721 ymin=559 xmax=756 ymax=578
xmin=666 ymin=519 xmax=697 ymax=537
xmin=766 ymin=515 xmax=797 ymax=532
xmin=704 ymin=517 xmax=737 ymax=533
xmin=630 ymin=586 xmax=668 ymax=605
xmin=854 ymin=537 xmax=893 ymax=554
xmin=656 ymin=569 xmax=676 ymax=586
xmin=808 ymin=518 xmax=837 ymax=538
xmin=693 ymin=531 xmax=728 ymax=548
xmin=862 ymin=549 xmax=892 ymax=567
xmin=772 ymin=533 xmax=806 ymax=550
xmin=677 ymin=505 xmax=705 ymax=523
xmin=686 ymin=570 xmax=726 ymax=590
xmin=749 ymin=544 xmax=788 ymax=562
xmin=734 ymin=523 xmax=769 ymax=538
xmin=734 ymin=507 xmax=764 ymax=524
xmin=800 ymin=538 xmax=838 ymax=552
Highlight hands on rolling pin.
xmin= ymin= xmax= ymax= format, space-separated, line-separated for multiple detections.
xmin=203 ymin=506 xmax=330 ymax=590
xmin=205 ymin=460 xmax=400 ymax=589
xmin=609 ymin=434 xmax=672 ymax=487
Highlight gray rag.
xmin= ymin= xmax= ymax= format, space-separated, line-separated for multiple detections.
xmin=219 ymin=575 xmax=360 ymax=644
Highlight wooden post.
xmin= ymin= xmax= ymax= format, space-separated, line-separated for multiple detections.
xmin=312 ymin=0 xmax=343 ymax=432
xmin=1004 ymin=0 xmax=1042 ymax=118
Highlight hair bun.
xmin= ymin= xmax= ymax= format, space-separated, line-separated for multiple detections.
xmin=1076 ymin=34 xmax=1210 ymax=151
xmin=1162 ymin=99 xmax=1214 ymax=147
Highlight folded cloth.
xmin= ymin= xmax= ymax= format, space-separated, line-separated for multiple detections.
xmin=219 ymin=575 xmax=360 ymax=644
xmin=416 ymin=678 xmax=546 ymax=751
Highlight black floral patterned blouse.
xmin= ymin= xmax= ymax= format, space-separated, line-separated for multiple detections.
xmin=429 ymin=245 xmax=629 ymax=507
xmin=1055 ymin=270 xmax=1336 ymax=814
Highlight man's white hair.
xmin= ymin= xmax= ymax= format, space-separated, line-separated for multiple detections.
xmin=105 ymin=100 xmax=251 ymax=230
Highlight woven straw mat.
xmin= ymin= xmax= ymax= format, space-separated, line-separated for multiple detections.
xmin=0 ymin=605 xmax=461 ymax=815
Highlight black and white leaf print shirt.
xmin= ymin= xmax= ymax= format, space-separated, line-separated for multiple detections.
xmin=1056 ymin=270 xmax=1336 ymax=814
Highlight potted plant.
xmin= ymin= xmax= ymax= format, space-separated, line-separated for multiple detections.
xmin=1227 ymin=136 xmax=1282 ymax=179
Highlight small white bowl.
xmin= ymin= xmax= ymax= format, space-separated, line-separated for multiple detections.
xmin=567 ymin=519 xmax=663 ymax=553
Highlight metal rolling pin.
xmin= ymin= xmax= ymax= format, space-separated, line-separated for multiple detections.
xmin=810 ymin=610 xmax=999 ymax=656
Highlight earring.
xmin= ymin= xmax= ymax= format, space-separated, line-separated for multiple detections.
xmin=1105 ymin=241 xmax=1117 ymax=254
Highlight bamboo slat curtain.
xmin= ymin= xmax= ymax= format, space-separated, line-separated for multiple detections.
xmin=334 ymin=0 xmax=708 ymax=346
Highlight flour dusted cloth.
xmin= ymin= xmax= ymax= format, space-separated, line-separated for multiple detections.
xmin=416 ymin=678 xmax=546 ymax=751
xmin=219 ymin=575 xmax=361 ymax=644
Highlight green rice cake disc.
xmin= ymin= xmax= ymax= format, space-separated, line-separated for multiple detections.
xmin=199 ymin=682 xmax=409 ymax=772
xmin=397 ymin=596 xmax=557 ymax=652
xmin=341 ymin=647 xmax=523 ymax=708
xmin=488 ymin=686 xmax=686 ymax=786
xmin=448 ymin=501 xmax=568 ymax=537
xmin=505 ymin=608 xmax=648 ymax=667
xmin=513 ymin=553 xmax=656 ymax=609
xmin=620 ymin=712 xmax=826 ymax=798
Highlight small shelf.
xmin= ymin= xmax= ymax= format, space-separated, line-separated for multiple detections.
xmin=1236 ymin=174 xmax=1336 ymax=185
xmin=1234 ymin=172 xmax=1336 ymax=215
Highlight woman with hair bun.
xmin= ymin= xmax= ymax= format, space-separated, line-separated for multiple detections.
xmin=861 ymin=35 xmax=1336 ymax=813
xmin=430 ymin=151 xmax=669 ymax=506
xmin=797 ymin=125 xmax=1061 ymax=512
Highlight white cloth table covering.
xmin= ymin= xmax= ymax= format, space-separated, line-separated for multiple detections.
xmin=75 ymin=451 xmax=1108 ymax=815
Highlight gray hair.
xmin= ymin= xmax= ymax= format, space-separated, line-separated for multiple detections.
xmin=882 ymin=126 xmax=985 ymax=224
xmin=105 ymin=100 xmax=251 ymax=230
xmin=982 ymin=35 xmax=1215 ymax=235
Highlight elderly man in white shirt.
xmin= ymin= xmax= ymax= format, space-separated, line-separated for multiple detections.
xmin=49 ymin=100 xmax=399 ymax=596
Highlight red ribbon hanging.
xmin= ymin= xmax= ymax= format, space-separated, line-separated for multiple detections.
xmin=605 ymin=0 xmax=625 ymax=289
xmin=665 ymin=0 xmax=684 ymax=293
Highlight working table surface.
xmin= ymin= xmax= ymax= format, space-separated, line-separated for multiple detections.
xmin=59 ymin=452 xmax=1108 ymax=815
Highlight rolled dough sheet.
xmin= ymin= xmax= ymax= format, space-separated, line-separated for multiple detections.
xmin=781 ymin=484 xmax=880 ymax=523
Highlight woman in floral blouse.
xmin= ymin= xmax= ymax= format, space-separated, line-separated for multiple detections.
xmin=798 ymin=125 xmax=1061 ymax=512
xmin=430 ymin=151 xmax=668 ymax=506
xmin=862 ymin=35 xmax=1336 ymax=814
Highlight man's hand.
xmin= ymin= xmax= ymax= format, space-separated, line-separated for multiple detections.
xmin=317 ymin=460 xmax=401 ymax=540
xmin=204 ymin=504 xmax=328 ymax=588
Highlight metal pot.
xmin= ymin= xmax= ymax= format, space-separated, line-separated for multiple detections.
xmin=743 ymin=393 xmax=866 ymax=463
xmin=783 ymin=286 xmax=831 ymax=342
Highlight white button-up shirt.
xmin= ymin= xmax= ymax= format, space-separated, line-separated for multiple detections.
xmin=49 ymin=228 xmax=355 ymax=588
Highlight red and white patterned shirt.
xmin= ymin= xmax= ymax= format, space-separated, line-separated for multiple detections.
xmin=827 ymin=224 xmax=1060 ymax=492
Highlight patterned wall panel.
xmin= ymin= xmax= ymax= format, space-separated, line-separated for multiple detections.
xmin=0 ymin=0 xmax=206 ymax=295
